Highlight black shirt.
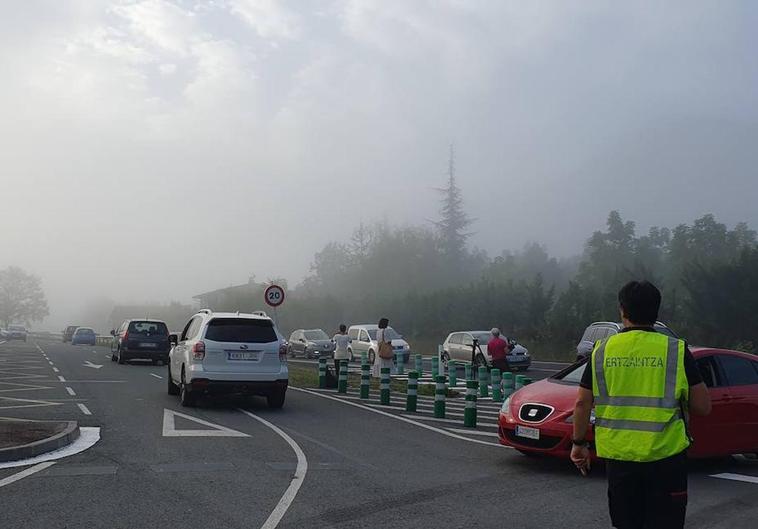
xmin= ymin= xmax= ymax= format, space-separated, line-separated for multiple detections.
xmin=579 ymin=327 xmax=703 ymax=390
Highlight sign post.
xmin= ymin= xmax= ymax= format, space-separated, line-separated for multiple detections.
xmin=264 ymin=284 xmax=286 ymax=328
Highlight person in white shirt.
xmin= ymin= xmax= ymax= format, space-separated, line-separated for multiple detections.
xmin=332 ymin=324 xmax=351 ymax=375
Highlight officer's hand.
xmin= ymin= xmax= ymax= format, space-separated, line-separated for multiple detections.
xmin=570 ymin=445 xmax=591 ymax=476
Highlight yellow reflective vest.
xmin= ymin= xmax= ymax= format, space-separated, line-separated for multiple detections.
xmin=591 ymin=330 xmax=690 ymax=462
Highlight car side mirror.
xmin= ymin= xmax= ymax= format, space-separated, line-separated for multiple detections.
xmin=169 ymin=334 xmax=178 ymax=345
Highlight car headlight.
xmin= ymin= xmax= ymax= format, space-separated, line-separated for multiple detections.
xmin=500 ymin=396 xmax=512 ymax=418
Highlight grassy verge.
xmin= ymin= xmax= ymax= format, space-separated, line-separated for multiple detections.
xmin=287 ymin=364 xmax=460 ymax=397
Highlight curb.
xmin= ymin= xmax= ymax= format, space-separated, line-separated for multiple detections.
xmin=0 ymin=421 xmax=80 ymax=463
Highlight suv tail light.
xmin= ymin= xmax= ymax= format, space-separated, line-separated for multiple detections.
xmin=192 ymin=341 xmax=206 ymax=360
xmin=279 ymin=343 xmax=287 ymax=363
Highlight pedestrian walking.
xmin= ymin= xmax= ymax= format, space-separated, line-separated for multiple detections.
xmin=570 ymin=280 xmax=711 ymax=529
xmin=487 ymin=328 xmax=511 ymax=372
xmin=332 ymin=324 xmax=351 ymax=375
xmin=373 ymin=317 xmax=394 ymax=377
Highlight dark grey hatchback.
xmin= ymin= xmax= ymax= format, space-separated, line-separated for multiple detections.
xmin=111 ymin=319 xmax=171 ymax=365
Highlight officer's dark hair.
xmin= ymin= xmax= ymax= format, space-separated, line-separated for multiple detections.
xmin=378 ymin=317 xmax=389 ymax=329
xmin=618 ymin=280 xmax=661 ymax=325
xmin=339 ymin=324 xmax=346 ymax=333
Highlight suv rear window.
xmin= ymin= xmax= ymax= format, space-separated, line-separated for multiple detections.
xmin=205 ymin=318 xmax=278 ymax=343
xmin=128 ymin=321 xmax=168 ymax=336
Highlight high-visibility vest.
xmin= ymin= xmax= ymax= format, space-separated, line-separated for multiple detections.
xmin=591 ymin=330 xmax=690 ymax=462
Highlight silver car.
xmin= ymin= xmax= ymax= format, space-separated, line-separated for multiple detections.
xmin=287 ymin=329 xmax=335 ymax=359
xmin=442 ymin=330 xmax=531 ymax=370
xmin=346 ymin=324 xmax=411 ymax=364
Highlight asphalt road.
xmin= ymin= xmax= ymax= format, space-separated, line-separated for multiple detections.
xmin=1 ymin=338 xmax=757 ymax=528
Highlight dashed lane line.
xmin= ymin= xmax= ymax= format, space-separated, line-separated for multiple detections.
xmin=52 ymin=367 xmax=59 ymax=373
xmin=445 ymin=427 xmax=499 ymax=438
xmin=150 ymin=373 xmax=163 ymax=379
xmin=57 ymin=376 xmax=65 ymax=382
xmin=292 ymin=387 xmax=506 ymax=448
xmin=239 ymin=409 xmax=308 ymax=529
xmin=710 ymin=473 xmax=758 ymax=485
xmin=65 ymin=387 xmax=76 ymax=396
xmin=77 ymin=403 xmax=92 ymax=416
xmin=0 ymin=462 xmax=56 ymax=489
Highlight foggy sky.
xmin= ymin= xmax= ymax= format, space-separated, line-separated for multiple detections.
xmin=1 ymin=1 xmax=757 ymax=330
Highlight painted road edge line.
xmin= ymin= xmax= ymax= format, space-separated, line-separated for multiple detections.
xmin=239 ymin=409 xmax=308 ymax=529
xmin=710 ymin=473 xmax=758 ymax=484
xmin=292 ymin=387 xmax=507 ymax=449
xmin=0 ymin=461 xmax=56 ymax=489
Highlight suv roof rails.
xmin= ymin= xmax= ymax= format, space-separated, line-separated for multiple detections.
xmin=197 ymin=309 xmax=212 ymax=315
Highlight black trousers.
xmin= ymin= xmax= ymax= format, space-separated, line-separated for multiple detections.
xmin=491 ymin=358 xmax=511 ymax=372
xmin=606 ymin=451 xmax=688 ymax=529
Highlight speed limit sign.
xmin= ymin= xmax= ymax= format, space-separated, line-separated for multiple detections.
xmin=264 ymin=284 xmax=285 ymax=308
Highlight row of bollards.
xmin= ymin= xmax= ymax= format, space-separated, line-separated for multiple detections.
xmin=318 ymin=358 xmax=532 ymax=428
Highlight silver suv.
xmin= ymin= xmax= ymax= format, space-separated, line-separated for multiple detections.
xmin=575 ymin=321 xmax=677 ymax=361
xmin=168 ymin=310 xmax=288 ymax=408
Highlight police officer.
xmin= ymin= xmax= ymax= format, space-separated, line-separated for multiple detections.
xmin=570 ymin=280 xmax=711 ymax=529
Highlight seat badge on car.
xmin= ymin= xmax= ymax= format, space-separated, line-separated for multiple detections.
xmin=528 ymin=409 xmax=538 ymax=418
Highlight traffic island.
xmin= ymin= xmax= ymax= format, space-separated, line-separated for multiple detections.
xmin=0 ymin=420 xmax=80 ymax=463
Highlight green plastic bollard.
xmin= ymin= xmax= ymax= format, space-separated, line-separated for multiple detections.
xmin=338 ymin=360 xmax=348 ymax=393
xmin=464 ymin=379 xmax=478 ymax=427
xmin=431 ymin=356 xmax=439 ymax=379
xmin=396 ymin=352 xmax=404 ymax=375
xmin=515 ymin=374 xmax=526 ymax=390
xmin=361 ymin=350 xmax=368 ymax=365
xmin=406 ymin=370 xmax=418 ymax=411
xmin=318 ymin=358 xmax=327 ymax=389
xmin=491 ymin=368 xmax=502 ymax=402
xmin=414 ymin=354 xmax=423 ymax=376
xmin=360 ymin=361 xmax=370 ymax=399
xmin=448 ymin=361 xmax=457 ymax=387
xmin=380 ymin=367 xmax=391 ymax=405
xmin=464 ymin=363 xmax=472 ymax=383
xmin=523 ymin=377 xmax=532 ymax=385
xmin=434 ymin=375 xmax=446 ymax=418
xmin=502 ymin=371 xmax=514 ymax=397
xmin=478 ymin=366 xmax=489 ymax=398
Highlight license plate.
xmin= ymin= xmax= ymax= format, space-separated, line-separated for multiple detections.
xmin=228 ymin=351 xmax=258 ymax=361
xmin=515 ymin=425 xmax=540 ymax=440
xmin=140 ymin=342 xmax=157 ymax=348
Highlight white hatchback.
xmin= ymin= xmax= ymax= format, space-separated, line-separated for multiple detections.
xmin=168 ymin=310 xmax=288 ymax=408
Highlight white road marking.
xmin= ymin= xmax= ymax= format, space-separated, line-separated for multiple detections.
xmin=445 ymin=427 xmax=499 ymax=437
xmin=57 ymin=376 xmax=66 ymax=382
xmin=149 ymin=373 xmax=163 ymax=379
xmin=293 ymin=387 xmax=506 ymax=448
xmin=65 ymin=387 xmax=76 ymax=396
xmin=104 ymin=355 xmax=110 ymax=359
xmin=0 ymin=341 xmax=6 ymax=346
xmin=77 ymin=403 xmax=92 ymax=415
xmin=239 ymin=409 xmax=308 ymax=529
xmin=0 ymin=462 xmax=56 ymax=489
xmin=400 ymin=414 xmax=499 ymax=428
xmin=82 ymin=361 xmax=103 ymax=369
xmin=52 ymin=367 xmax=59 ymax=373
xmin=0 ymin=427 xmax=100 ymax=469
xmin=710 ymin=473 xmax=758 ymax=484
xmin=47 ymin=361 xmax=53 ymax=366
xmin=162 ymin=409 xmax=249 ymax=437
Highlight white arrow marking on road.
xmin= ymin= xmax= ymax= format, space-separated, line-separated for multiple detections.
xmin=162 ymin=409 xmax=249 ymax=437
xmin=82 ymin=361 xmax=103 ymax=369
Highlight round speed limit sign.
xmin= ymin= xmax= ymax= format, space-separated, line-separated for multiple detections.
xmin=264 ymin=284 xmax=285 ymax=308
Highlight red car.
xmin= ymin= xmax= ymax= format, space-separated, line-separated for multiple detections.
xmin=498 ymin=347 xmax=758 ymax=459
